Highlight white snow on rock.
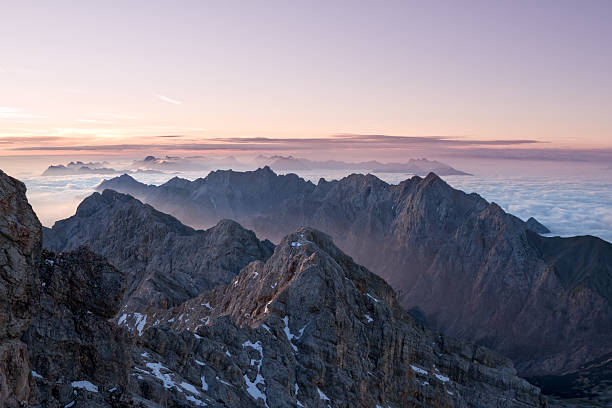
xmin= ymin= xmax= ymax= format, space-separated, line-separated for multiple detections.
xmin=118 ymin=314 xmax=127 ymax=325
xmin=242 ymin=339 xmax=268 ymax=407
xmin=367 ymin=293 xmax=380 ymax=303
xmin=134 ymin=313 xmax=147 ymax=336
xmin=282 ymin=316 xmax=305 ymax=352
xmin=71 ymin=380 xmax=98 ymax=392
xmin=317 ymin=387 xmax=330 ymax=401
xmin=180 ymin=381 xmax=200 ymax=394
xmin=410 ymin=365 xmax=428 ymax=375
xmin=290 ymin=241 xmax=302 ymax=247
xmin=435 ymin=373 xmax=450 ymax=382
xmin=364 ymin=314 xmax=374 ymax=323
xmin=186 ymin=395 xmax=207 ymax=406
xmin=201 ymin=374 xmax=208 ymax=391
xmin=31 ymin=371 xmax=44 ymax=379
xmin=146 ymin=362 xmax=177 ymax=389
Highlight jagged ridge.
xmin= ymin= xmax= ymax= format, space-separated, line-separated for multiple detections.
xmin=96 ymin=168 xmax=612 ymax=378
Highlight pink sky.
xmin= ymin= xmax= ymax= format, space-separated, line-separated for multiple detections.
xmin=1 ymin=0 xmax=611 ymax=159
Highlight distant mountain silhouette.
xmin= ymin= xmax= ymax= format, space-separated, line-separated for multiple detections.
xmin=255 ymin=155 xmax=471 ymax=175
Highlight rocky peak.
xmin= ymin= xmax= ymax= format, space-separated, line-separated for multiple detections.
xmin=44 ymin=190 xmax=274 ymax=314
xmin=526 ymin=217 xmax=551 ymax=234
xmin=131 ymin=227 xmax=545 ymax=408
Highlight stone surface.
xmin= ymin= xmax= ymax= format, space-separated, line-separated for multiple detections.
xmin=44 ymin=189 xmax=274 ymax=315
xmin=525 ymin=217 xmax=551 ymax=234
xmin=125 ymin=228 xmax=547 ymax=408
xmin=96 ymin=169 xmax=612 ymax=380
xmin=0 ymin=169 xmax=41 ymax=407
xmin=23 ymin=248 xmax=132 ymax=408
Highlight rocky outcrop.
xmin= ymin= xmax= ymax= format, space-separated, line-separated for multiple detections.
xmin=95 ymin=169 xmax=612 ymax=380
xmin=525 ymin=217 xmax=551 ymax=234
xmin=44 ymin=189 xmax=274 ymax=314
xmin=125 ymin=228 xmax=546 ymax=408
xmin=23 ymin=248 xmax=132 ymax=407
xmin=0 ymin=169 xmax=41 ymax=407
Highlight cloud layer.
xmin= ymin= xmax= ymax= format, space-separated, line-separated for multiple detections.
xmin=5 ymin=133 xmax=611 ymax=163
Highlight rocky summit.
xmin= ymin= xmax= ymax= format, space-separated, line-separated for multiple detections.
xmin=97 ymin=168 xmax=612 ymax=381
xmin=44 ymin=189 xmax=274 ymax=315
xmin=126 ymin=228 xmax=546 ymax=408
xmin=1 ymin=168 xmax=552 ymax=407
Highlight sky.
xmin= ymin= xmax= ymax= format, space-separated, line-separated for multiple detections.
xmin=1 ymin=0 xmax=611 ymax=161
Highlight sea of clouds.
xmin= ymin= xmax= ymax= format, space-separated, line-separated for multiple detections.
xmin=20 ymin=167 xmax=612 ymax=243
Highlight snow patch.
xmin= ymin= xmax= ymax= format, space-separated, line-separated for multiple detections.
xmin=410 ymin=365 xmax=428 ymax=375
xmin=134 ymin=313 xmax=147 ymax=336
xmin=146 ymin=362 xmax=177 ymax=389
xmin=282 ymin=316 xmax=305 ymax=352
xmin=186 ymin=395 xmax=207 ymax=406
xmin=71 ymin=380 xmax=98 ymax=392
xmin=242 ymin=340 xmax=268 ymax=407
xmin=180 ymin=381 xmax=200 ymax=395
xmin=364 ymin=314 xmax=374 ymax=323
xmin=435 ymin=373 xmax=450 ymax=382
xmin=317 ymin=387 xmax=330 ymax=401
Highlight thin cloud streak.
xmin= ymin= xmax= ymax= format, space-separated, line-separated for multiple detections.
xmin=154 ymin=93 xmax=183 ymax=105
xmin=0 ymin=107 xmax=46 ymax=119
xmin=6 ymin=133 xmax=611 ymax=162
xmin=9 ymin=134 xmax=539 ymax=151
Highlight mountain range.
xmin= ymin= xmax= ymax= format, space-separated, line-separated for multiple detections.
xmin=42 ymin=161 xmax=163 ymax=176
xmin=95 ymin=168 xmax=612 ymax=386
xmin=254 ymin=155 xmax=471 ymax=176
xmin=1 ymin=168 xmax=553 ymax=407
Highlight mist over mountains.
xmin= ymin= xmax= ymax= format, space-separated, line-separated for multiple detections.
xmin=40 ymin=155 xmax=471 ymax=177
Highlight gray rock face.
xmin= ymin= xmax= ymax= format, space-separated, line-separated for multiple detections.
xmin=23 ymin=248 xmax=132 ymax=408
xmin=126 ymin=228 xmax=546 ymax=408
xmin=525 ymin=217 xmax=551 ymax=234
xmin=96 ymin=169 xmax=612 ymax=378
xmin=0 ymin=169 xmax=41 ymax=407
xmin=44 ymin=189 xmax=274 ymax=313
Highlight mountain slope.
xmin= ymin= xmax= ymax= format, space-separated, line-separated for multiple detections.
xmin=97 ymin=169 xmax=612 ymax=377
xmin=126 ymin=227 xmax=546 ymax=408
xmin=44 ymin=189 xmax=274 ymax=313
xmin=1 ymin=168 xmax=549 ymax=407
